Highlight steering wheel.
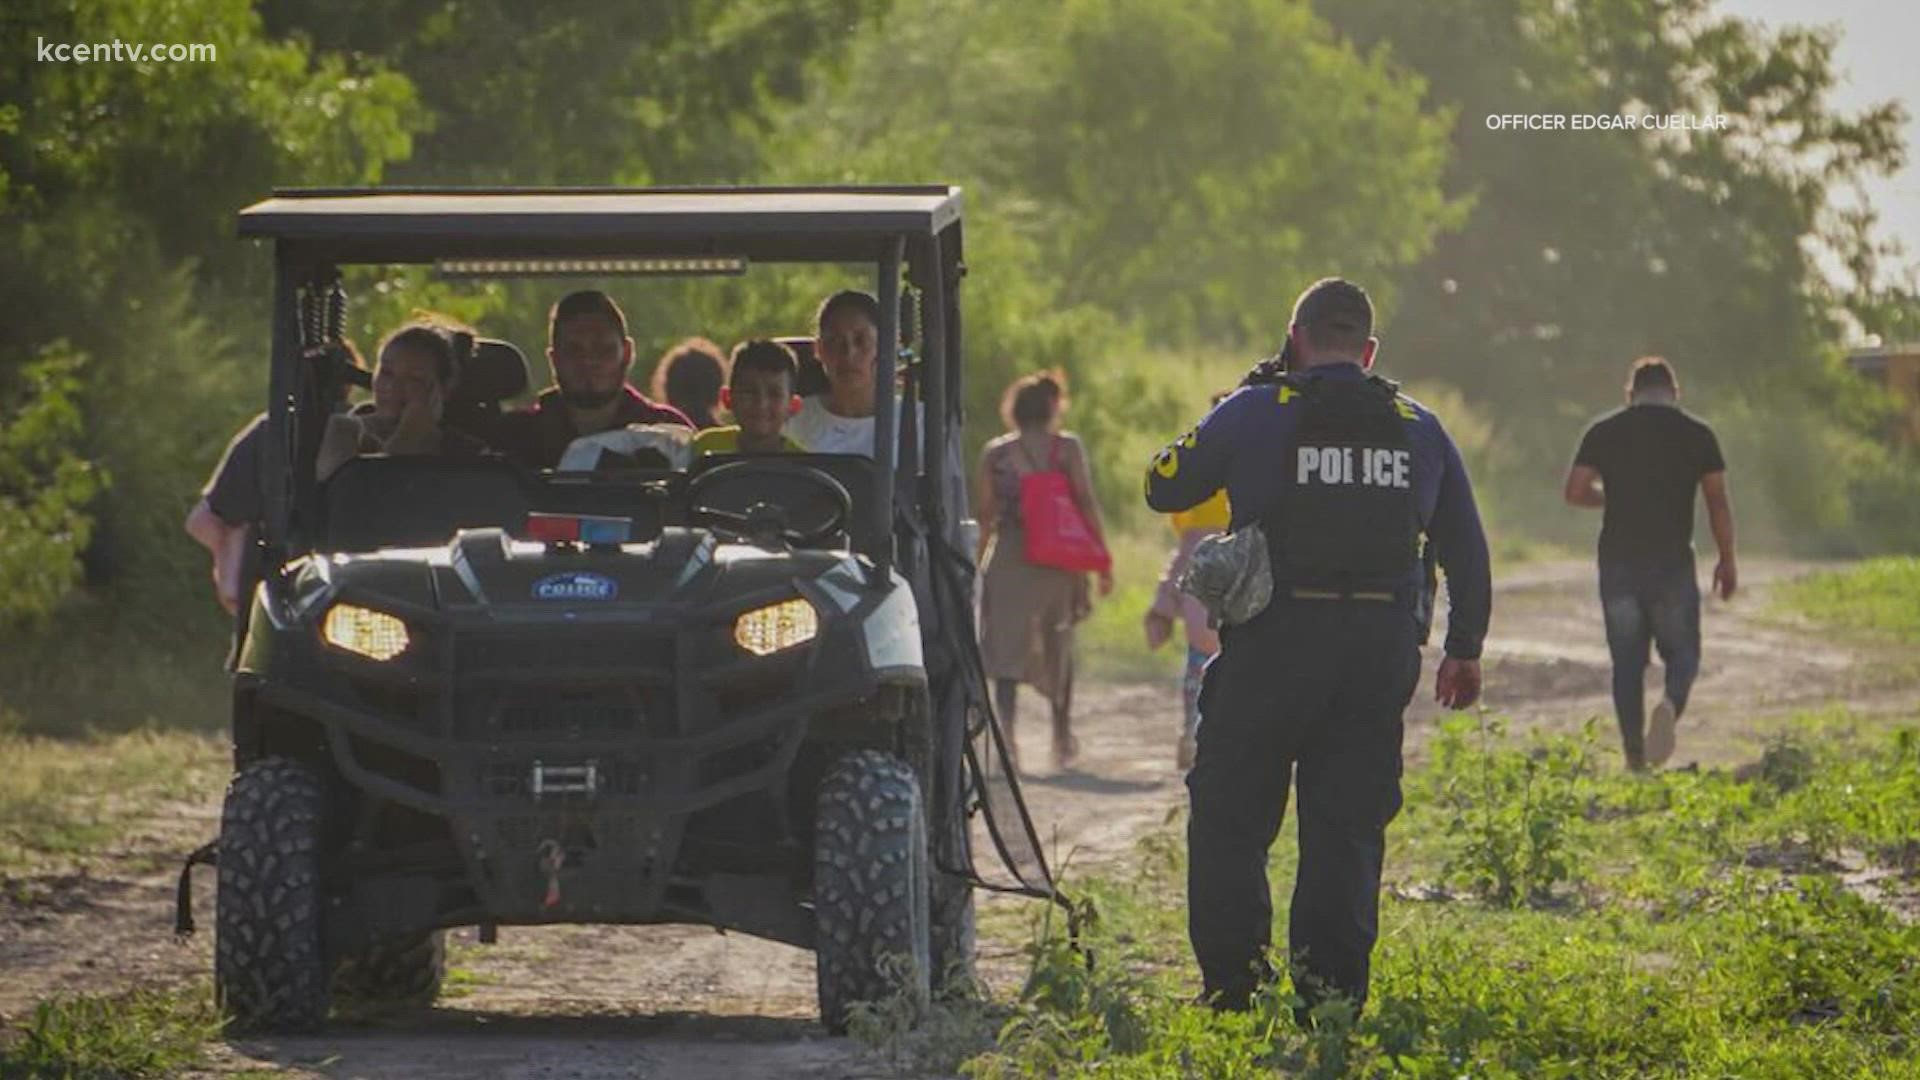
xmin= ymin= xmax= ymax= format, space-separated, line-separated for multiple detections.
xmin=686 ymin=459 xmax=854 ymax=546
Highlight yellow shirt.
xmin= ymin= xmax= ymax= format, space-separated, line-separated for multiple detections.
xmin=1170 ymin=488 xmax=1230 ymax=533
xmin=691 ymin=426 xmax=805 ymax=455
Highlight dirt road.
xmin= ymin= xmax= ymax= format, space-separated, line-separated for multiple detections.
xmin=2 ymin=559 xmax=1913 ymax=1077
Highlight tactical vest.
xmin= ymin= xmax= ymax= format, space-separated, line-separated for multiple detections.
xmin=1262 ymin=375 xmax=1421 ymax=594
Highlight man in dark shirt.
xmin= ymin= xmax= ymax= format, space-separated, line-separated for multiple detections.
xmin=185 ymin=413 xmax=268 ymax=615
xmin=1146 ymin=278 xmax=1492 ymax=1019
xmin=1565 ymin=356 xmax=1736 ymax=770
xmin=491 ymin=290 xmax=692 ymax=468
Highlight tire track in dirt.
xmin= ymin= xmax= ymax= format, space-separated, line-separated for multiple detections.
xmin=3 ymin=559 xmax=1914 ymax=1077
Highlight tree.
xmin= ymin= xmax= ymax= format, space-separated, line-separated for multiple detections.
xmin=259 ymin=0 xmax=886 ymax=185
xmin=0 ymin=346 xmax=104 ymax=626
xmin=1315 ymin=0 xmax=1913 ymax=441
xmin=0 ymin=0 xmax=420 ymax=637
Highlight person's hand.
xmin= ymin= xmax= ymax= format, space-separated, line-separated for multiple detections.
xmin=1144 ymin=611 xmax=1173 ymax=650
xmin=1712 ymin=556 xmax=1737 ymax=601
xmin=1435 ymin=657 xmax=1481 ymax=710
xmin=214 ymin=567 xmax=239 ymax=616
xmin=1097 ymin=567 xmax=1115 ymax=597
xmin=389 ymin=380 xmax=446 ymax=452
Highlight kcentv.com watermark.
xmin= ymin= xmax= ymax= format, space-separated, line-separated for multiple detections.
xmin=1485 ymin=113 xmax=1729 ymax=132
xmin=36 ymin=37 xmax=217 ymax=63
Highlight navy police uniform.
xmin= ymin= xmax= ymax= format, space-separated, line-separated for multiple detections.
xmin=1144 ymin=361 xmax=1491 ymax=1011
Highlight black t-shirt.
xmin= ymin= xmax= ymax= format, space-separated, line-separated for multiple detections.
xmin=203 ymin=413 xmax=268 ymax=526
xmin=1573 ymin=404 xmax=1725 ymax=565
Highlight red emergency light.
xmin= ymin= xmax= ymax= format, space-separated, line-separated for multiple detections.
xmin=524 ymin=512 xmax=633 ymax=545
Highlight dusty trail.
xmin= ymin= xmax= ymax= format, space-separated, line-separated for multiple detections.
xmin=1 ymin=559 xmax=1913 ymax=1077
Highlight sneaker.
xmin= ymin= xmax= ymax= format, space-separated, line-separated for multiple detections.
xmin=1646 ymin=697 xmax=1678 ymax=767
xmin=1176 ymin=733 xmax=1197 ymax=771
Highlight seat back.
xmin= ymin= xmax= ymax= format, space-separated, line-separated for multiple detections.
xmin=776 ymin=336 xmax=828 ymax=398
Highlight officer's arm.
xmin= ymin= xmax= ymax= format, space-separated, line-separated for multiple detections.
xmin=1428 ymin=428 xmax=1492 ymax=661
xmin=1144 ymin=394 xmax=1239 ymax=514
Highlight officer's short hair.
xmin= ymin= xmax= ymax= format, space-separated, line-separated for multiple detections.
xmin=1291 ymin=277 xmax=1374 ymax=353
xmin=1627 ymin=355 xmax=1678 ymax=394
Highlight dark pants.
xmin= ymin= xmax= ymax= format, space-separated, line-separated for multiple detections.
xmin=1599 ymin=555 xmax=1701 ymax=767
xmin=1186 ymin=597 xmax=1420 ymax=1013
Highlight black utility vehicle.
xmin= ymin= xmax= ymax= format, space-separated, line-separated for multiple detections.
xmin=197 ymin=187 xmax=1039 ymax=1033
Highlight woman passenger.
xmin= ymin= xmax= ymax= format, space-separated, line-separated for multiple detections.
xmin=316 ymin=322 xmax=485 ymax=480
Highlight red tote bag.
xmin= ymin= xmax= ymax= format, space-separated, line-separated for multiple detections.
xmin=1019 ymin=438 xmax=1112 ymax=573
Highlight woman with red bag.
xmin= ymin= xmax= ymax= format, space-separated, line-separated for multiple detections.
xmin=974 ymin=370 xmax=1113 ymax=772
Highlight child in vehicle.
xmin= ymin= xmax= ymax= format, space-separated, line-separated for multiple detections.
xmin=694 ymin=339 xmax=807 ymax=455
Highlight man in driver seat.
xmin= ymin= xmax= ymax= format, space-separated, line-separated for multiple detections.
xmin=494 ymin=289 xmax=691 ymax=468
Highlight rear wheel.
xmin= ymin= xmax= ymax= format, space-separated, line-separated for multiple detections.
xmin=332 ymin=931 xmax=446 ymax=1007
xmin=215 ymin=757 xmax=330 ymax=1032
xmin=813 ymin=750 xmax=931 ymax=1033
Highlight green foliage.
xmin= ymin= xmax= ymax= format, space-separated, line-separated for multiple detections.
xmin=0 ymin=986 xmax=221 ymax=1080
xmin=1418 ymin=716 xmax=1596 ymax=906
xmin=260 ymin=0 xmax=883 ymax=186
xmin=0 ymin=346 xmax=104 ymax=626
xmin=1317 ymin=0 xmax=1920 ymax=554
xmin=966 ymin=713 xmax=1920 ymax=1077
xmin=1775 ymin=557 xmax=1920 ymax=644
xmin=769 ymin=0 xmax=1459 ymax=344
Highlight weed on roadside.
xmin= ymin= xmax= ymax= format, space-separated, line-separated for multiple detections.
xmin=1417 ymin=715 xmax=1596 ymax=906
xmin=0 ymin=985 xmax=221 ymax=1079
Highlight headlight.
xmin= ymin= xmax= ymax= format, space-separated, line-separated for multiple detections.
xmin=323 ymin=603 xmax=410 ymax=661
xmin=734 ymin=598 xmax=819 ymax=656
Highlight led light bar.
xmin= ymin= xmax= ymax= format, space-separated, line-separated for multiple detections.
xmin=524 ymin=512 xmax=633 ymax=545
xmin=436 ymin=257 xmax=747 ymax=278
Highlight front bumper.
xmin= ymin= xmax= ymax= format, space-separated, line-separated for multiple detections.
xmin=240 ymin=589 xmax=898 ymax=931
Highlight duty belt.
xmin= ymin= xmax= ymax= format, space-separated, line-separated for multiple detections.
xmin=1284 ymin=584 xmax=1415 ymax=604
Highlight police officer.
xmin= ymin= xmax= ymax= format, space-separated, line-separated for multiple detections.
xmin=1144 ymin=277 xmax=1491 ymax=1016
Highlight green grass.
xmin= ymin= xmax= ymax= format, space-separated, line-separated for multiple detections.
xmin=0 ymin=730 xmax=225 ymax=870
xmin=1775 ymin=557 xmax=1920 ymax=644
xmin=0 ymin=986 xmax=222 ymax=1080
xmin=963 ymin=710 xmax=1920 ymax=1077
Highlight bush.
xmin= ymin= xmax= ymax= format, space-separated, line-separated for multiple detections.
xmin=1418 ymin=716 xmax=1596 ymax=906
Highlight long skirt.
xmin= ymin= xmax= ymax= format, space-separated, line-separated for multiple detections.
xmin=979 ymin=524 xmax=1082 ymax=712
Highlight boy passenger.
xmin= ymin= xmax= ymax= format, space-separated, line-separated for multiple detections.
xmin=694 ymin=339 xmax=807 ymax=456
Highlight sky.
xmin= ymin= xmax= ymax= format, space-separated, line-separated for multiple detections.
xmin=1712 ymin=0 xmax=1920 ymax=282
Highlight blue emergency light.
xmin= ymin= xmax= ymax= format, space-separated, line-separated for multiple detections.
xmin=524 ymin=512 xmax=633 ymax=545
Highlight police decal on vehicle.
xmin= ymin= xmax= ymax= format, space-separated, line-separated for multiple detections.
xmin=532 ymin=571 xmax=619 ymax=601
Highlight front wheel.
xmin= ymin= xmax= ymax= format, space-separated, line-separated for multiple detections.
xmin=813 ymin=750 xmax=931 ymax=1033
xmin=215 ymin=757 xmax=330 ymax=1032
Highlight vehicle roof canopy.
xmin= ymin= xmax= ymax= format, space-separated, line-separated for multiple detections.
xmin=237 ymin=186 xmax=963 ymax=264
